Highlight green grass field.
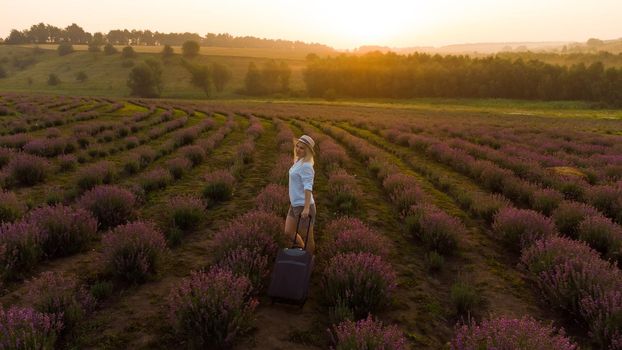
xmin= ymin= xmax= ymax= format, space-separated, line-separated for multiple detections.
xmin=0 ymin=45 xmax=308 ymax=98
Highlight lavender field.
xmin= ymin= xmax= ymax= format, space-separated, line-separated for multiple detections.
xmin=0 ymin=93 xmax=621 ymax=349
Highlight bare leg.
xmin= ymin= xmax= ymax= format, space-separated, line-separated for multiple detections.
xmin=284 ymin=214 xmax=305 ymax=248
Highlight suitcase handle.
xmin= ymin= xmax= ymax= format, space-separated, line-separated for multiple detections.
xmin=291 ymin=213 xmax=313 ymax=249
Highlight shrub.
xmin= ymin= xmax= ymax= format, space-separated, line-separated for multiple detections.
xmin=139 ymin=167 xmax=172 ymax=192
xmin=7 ymin=153 xmax=49 ymax=186
xmin=26 ymin=272 xmax=95 ymax=332
xmin=23 ymin=138 xmax=69 ymax=157
xmin=0 ymin=190 xmax=25 ymax=223
xmin=125 ymin=136 xmax=139 ymax=149
xmin=0 ymin=147 xmax=13 ymax=168
xmin=47 ymin=73 xmax=60 ymax=86
xmin=58 ymin=154 xmax=77 ymax=172
xmin=580 ymin=290 xmax=622 ymax=350
xmin=122 ymin=154 xmax=141 ymax=174
xmin=406 ymin=204 xmax=463 ymax=255
xmin=577 ymin=214 xmax=622 ymax=262
xmin=0 ymin=221 xmax=45 ymax=281
xmin=492 ymin=207 xmax=557 ymax=251
xmin=121 ymin=46 xmax=135 ymax=59
xmin=468 ymin=193 xmax=511 ymax=223
xmin=237 ymin=140 xmax=254 ymax=164
xmin=76 ymin=161 xmax=116 ymax=191
xmin=173 ymin=128 xmax=199 ymax=147
xmin=327 ymin=169 xmax=360 ymax=214
xmin=212 ymin=210 xmax=283 ymax=260
xmin=424 ymin=251 xmax=445 ymax=272
xmin=57 ymin=42 xmax=74 ymax=56
xmin=203 ymin=169 xmax=235 ymax=204
xmin=216 ymin=248 xmax=270 ymax=293
xmin=269 ymin=155 xmax=292 ymax=185
xmin=165 ymin=157 xmax=191 ymax=179
xmin=322 ymin=217 xmax=390 ymax=261
xmin=552 ymin=201 xmax=600 ymax=237
xmin=587 ymin=184 xmax=622 ymax=224
xmin=168 ymin=268 xmax=257 ymax=349
xmin=330 ymin=315 xmax=407 ymax=350
xmin=323 ymin=252 xmax=396 ymax=319
xmin=451 ymin=316 xmax=578 ymax=350
xmin=0 ymin=305 xmax=61 ymax=349
xmin=103 ymin=43 xmax=117 ymax=55
xmin=212 ymin=210 xmax=283 ymax=289
xmin=181 ymin=40 xmax=200 ymax=58
xmin=521 ymin=236 xmax=621 ymax=316
xmin=26 ymin=205 xmax=98 ymax=257
xmin=101 ymin=221 xmax=167 ymax=283
xmin=136 ymin=146 xmax=156 ymax=167
xmin=180 ymin=145 xmax=205 ymax=166
xmin=450 ymin=281 xmax=481 ymax=316
xmin=531 ymin=188 xmax=564 ymax=215
xmin=77 ymin=185 xmax=136 ymax=230
xmin=75 ymin=71 xmax=87 ymax=82
xmin=163 ymin=195 xmax=206 ymax=232
xmin=255 ymin=184 xmax=289 ymax=216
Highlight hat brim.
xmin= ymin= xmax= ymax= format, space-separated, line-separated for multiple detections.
xmin=294 ymin=138 xmax=315 ymax=154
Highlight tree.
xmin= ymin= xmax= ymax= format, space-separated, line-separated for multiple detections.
xmin=182 ymin=60 xmax=212 ymax=97
xmin=103 ymin=44 xmax=117 ymax=55
xmin=92 ymin=32 xmax=105 ymax=45
xmin=75 ymin=71 xmax=88 ymax=82
xmin=121 ymin=46 xmax=136 ymax=59
xmin=182 ymin=40 xmax=200 ymax=58
xmin=57 ymin=42 xmax=74 ymax=56
xmin=48 ymin=73 xmax=60 ymax=85
xmin=212 ymin=63 xmax=232 ymax=92
xmin=261 ymin=60 xmax=280 ymax=93
xmin=244 ymin=62 xmax=263 ymax=95
xmin=161 ymin=45 xmax=174 ymax=59
xmin=29 ymin=23 xmax=49 ymax=43
xmin=127 ymin=59 xmax=163 ymax=97
xmin=279 ymin=61 xmax=291 ymax=91
xmin=65 ymin=23 xmax=87 ymax=43
xmin=6 ymin=29 xmax=27 ymax=44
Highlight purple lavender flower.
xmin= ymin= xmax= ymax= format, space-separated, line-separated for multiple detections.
xmin=451 ymin=316 xmax=578 ymax=350
xmin=168 ymin=268 xmax=257 ymax=348
xmin=330 ymin=315 xmax=407 ymax=350
xmin=101 ymin=221 xmax=168 ymax=283
xmin=323 ymin=252 xmax=397 ymax=319
xmin=492 ymin=207 xmax=557 ymax=251
xmin=0 ymin=305 xmax=61 ymax=349
xmin=26 ymin=204 xmax=98 ymax=257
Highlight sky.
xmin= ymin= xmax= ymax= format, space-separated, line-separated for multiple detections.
xmin=2 ymin=0 xmax=621 ymax=50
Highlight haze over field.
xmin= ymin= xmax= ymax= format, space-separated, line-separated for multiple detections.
xmin=3 ymin=0 xmax=622 ymax=49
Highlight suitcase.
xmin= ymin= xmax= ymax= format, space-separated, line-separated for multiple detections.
xmin=267 ymin=214 xmax=314 ymax=307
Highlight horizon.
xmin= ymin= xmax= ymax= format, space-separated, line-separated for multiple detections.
xmin=2 ymin=0 xmax=622 ymax=50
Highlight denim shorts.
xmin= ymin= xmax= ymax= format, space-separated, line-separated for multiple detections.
xmin=287 ymin=203 xmax=316 ymax=230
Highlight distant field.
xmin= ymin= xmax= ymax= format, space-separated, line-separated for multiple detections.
xmin=0 ymin=45 xmax=308 ymax=98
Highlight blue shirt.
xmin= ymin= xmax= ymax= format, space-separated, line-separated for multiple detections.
xmin=288 ymin=159 xmax=315 ymax=207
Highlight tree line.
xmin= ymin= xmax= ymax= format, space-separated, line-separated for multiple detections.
xmin=303 ymin=52 xmax=622 ymax=106
xmin=3 ymin=22 xmax=334 ymax=53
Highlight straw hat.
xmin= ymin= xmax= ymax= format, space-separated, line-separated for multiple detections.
xmin=297 ymin=135 xmax=315 ymax=154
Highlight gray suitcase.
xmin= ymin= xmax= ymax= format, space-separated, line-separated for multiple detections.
xmin=267 ymin=214 xmax=314 ymax=307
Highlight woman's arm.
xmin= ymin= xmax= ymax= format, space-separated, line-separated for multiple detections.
xmin=301 ymin=189 xmax=312 ymax=218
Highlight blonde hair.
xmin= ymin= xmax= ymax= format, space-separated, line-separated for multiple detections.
xmin=292 ymin=139 xmax=315 ymax=166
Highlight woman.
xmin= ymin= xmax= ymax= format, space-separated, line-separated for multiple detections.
xmin=285 ymin=135 xmax=316 ymax=253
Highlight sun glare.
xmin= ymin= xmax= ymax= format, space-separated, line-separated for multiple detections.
xmin=304 ymin=1 xmax=431 ymax=48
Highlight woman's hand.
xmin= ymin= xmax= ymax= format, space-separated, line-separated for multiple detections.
xmin=301 ymin=207 xmax=310 ymax=219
